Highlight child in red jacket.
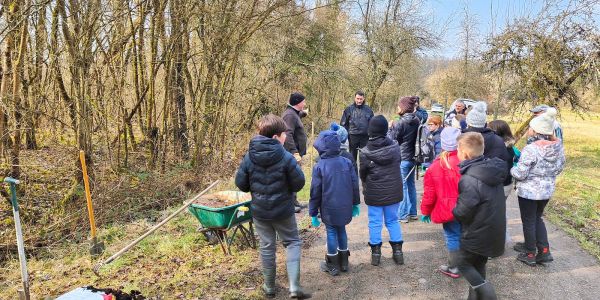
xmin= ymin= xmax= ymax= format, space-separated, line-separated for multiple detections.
xmin=420 ymin=127 xmax=462 ymax=278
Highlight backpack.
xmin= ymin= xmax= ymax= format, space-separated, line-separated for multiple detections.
xmin=414 ymin=123 xmax=435 ymax=164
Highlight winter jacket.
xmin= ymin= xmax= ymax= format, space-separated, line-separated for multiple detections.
xmin=309 ymin=131 xmax=360 ymax=226
xmin=282 ymin=105 xmax=307 ymax=156
xmin=452 ymin=156 xmax=507 ymax=258
xmin=463 ymin=127 xmax=512 ymax=184
xmin=235 ymin=135 xmax=305 ymax=221
xmin=388 ymin=113 xmax=420 ymax=161
xmin=511 ymin=139 xmax=565 ymax=200
xmin=415 ymin=107 xmax=429 ymax=125
xmin=359 ymin=137 xmax=403 ymax=206
xmin=340 ymin=103 xmax=374 ymax=136
xmin=429 ymin=127 xmax=443 ymax=158
xmin=421 ymin=151 xmax=461 ymax=223
xmin=315 ymin=142 xmax=356 ymax=172
xmin=445 ymin=109 xmax=467 ymax=127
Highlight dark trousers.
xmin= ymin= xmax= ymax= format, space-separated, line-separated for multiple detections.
xmin=518 ymin=197 xmax=550 ymax=252
xmin=349 ymin=134 xmax=369 ymax=165
xmin=457 ymin=249 xmax=488 ymax=287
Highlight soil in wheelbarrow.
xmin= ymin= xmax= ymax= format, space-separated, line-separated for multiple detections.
xmin=193 ymin=194 xmax=245 ymax=208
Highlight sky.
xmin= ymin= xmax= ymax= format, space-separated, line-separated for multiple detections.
xmin=423 ymin=0 xmax=599 ymax=58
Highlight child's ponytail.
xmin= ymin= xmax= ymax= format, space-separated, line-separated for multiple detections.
xmin=440 ymin=151 xmax=451 ymax=170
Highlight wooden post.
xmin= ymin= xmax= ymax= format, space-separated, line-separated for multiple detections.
xmin=5 ymin=177 xmax=30 ymax=300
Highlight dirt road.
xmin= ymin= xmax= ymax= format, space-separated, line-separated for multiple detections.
xmin=278 ymin=179 xmax=600 ymax=299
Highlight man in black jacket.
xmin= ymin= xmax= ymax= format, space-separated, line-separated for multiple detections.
xmin=282 ymin=92 xmax=308 ymax=212
xmin=235 ymin=114 xmax=310 ymax=299
xmin=340 ymin=91 xmax=374 ymax=164
xmin=453 ymin=132 xmax=507 ymax=300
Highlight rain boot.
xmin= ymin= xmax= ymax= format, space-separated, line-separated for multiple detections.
xmin=338 ymin=249 xmax=350 ymax=272
xmin=320 ymin=254 xmax=340 ymax=276
xmin=390 ymin=241 xmax=404 ymax=265
xmin=287 ymin=261 xmax=312 ymax=299
xmin=369 ymin=242 xmax=382 ymax=266
xmin=262 ymin=268 xmax=276 ymax=298
xmin=473 ymin=281 xmax=498 ymax=300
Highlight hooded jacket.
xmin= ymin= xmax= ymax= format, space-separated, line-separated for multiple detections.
xmin=388 ymin=113 xmax=420 ymax=161
xmin=421 ymin=151 xmax=461 ymax=223
xmin=340 ymin=103 xmax=374 ymax=136
xmin=359 ymin=137 xmax=403 ymax=206
xmin=463 ymin=127 xmax=512 ymax=185
xmin=453 ymin=156 xmax=507 ymax=258
xmin=511 ymin=139 xmax=565 ymax=200
xmin=282 ymin=105 xmax=307 ymax=156
xmin=235 ymin=135 xmax=305 ymax=221
xmin=309 ymin=131 xmax=360 ymax=226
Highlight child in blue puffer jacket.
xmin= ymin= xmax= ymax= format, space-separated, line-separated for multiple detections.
xmin=309 ymin=130 xmax=360 ymax=276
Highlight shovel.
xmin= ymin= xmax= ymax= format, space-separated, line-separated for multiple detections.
xmin=79 ymin=150 xmax=105 ymax=256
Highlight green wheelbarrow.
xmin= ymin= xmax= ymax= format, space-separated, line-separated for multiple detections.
xmin=188 ymin=191 xmax=256 ymax=255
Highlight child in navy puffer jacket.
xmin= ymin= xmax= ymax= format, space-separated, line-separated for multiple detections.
xmin=310 ymin=130 xmax=360 ymax=276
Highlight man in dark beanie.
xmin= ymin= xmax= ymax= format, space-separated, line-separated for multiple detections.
xmin=389 ymin=96 xmax=420 ymax=223
xmin=341 ymin=90 xmax=374 ymax=166
xmin=282 ymin=92 xmax=308 ymax=212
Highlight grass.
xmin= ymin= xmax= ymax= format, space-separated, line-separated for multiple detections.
xmin=544 ymin=112 xmax=600 ymax=260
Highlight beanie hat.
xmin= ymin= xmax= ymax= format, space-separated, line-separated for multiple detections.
xmin=289 ymin=92 xmax=305 ymax=106
xmin=529 ymin=107 xmax=557 ymax=135
xmin=466 ymin=101 xmax=487 ymax=128
xmin=368 ymin=115 xmax=388 ymax=137
xmin=330 ymin=122 xmax=348 ymax=143
xmin=398 ymin=96 xmax=417 ymax=114
xmin=440 ymin=127 xmax=461 ymax=151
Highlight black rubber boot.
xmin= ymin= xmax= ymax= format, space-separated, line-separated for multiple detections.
xmin=390 ymin=241 xmax=404 ymax=265
xmin=320 ymin=254 xmax=340 ymax=276
xmin=369 ymin=242 xmax=382 ymax=266
xmin=262 ymin=268 xmax=276 ymax=298
xmin=338 ymin=249 xmax=350 ymax=272
xmin=473 ymin=281 xmax=498 ymax=300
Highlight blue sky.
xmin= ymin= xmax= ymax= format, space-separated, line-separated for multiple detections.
xmin=424 ymin=0 xmax=599 ymax=58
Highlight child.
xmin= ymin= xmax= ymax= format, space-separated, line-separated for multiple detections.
xmin=309 ymin=130 xmax=360 ymax=276
xmin=453 ymin=132 xmax=507 ymax=299
xmin=360 ymin=115 xmax=405 ymax=266
xmin=426 ymin=115 xmax=444 ymax=158
xmin=511 ymin=108 xmax=565 ymax=266
xmin=235 ymin=114 xmax=310 ymax=299
xmin=488 ymin=119 xmax=519 ymax=198
xmin=317 ymin=123 xmax=357 ymax=172
xmin=420 ymin=127 xmax=462 ymax=278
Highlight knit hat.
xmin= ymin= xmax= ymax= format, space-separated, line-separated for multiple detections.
xmin=398 ymin=96 xmax=417 ymax=114
xmin=466 ymin=101 xmax=487 ymax=128
xmin=330 ymin=122 xmax=348 ymax=143
xmin=289 ymin=92 xmax=305 ymax=106
xmin=368 ymin=115 xmax=388 ymax=137
xmin=529 ymin=107 xmax=557 ymax=135
xmin=441 ymin=127 xmax=461 ymax=151
xmin=530 ymin=104 xmax=550 ymax=113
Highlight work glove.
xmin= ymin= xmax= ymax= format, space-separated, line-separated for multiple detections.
xmin=352 ymin=205 xmax=360 ymax=217
xmin=420 ymin=215 xmax=431 ymax=223
xmin=311 ymin=216 xmax=321 ymax=227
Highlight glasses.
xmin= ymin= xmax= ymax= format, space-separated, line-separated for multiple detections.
xmin=427 ymin=123 xmax=436 ymax=126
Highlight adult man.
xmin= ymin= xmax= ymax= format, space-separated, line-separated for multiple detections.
xmin=340 ymin=91 xmax=374 ymax=163
xmin=414 ymin=97 xmax=429 ymax=125
xmin=444 ymin=99 xmax=467 ymax=127
xmin=282 ymin=92 xmax=308 ymax=212
xmin=530 ymin=104 xmax=563 ymax=141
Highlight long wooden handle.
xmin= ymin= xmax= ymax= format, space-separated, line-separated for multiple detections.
xmin=79 ymin=150 xmax=97 ymax=239
xmin=93 ymin=180 xmax=219 ymax=274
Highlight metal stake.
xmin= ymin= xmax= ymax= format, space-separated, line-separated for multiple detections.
xmin=5 ymin=177 xmax=30 ymax=300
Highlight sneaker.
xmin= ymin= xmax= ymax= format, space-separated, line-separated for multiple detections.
xmin=409 ymin=215 xmax=419 ymax=220
xmin=536 ymin=247 xmax=554 ymax=263
xmin=399 ymin=218 xmax=409 ymax=223
xmin=513 ymin=242 xmax=527 ymax=253
xmin=517 ymin=252 xmax=536 ymax=266
xmin=439 ymin=265 xmax=460 ymax=278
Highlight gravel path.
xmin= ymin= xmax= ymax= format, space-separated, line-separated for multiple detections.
xmin=279 ymin=178 xmax=600 ymax=299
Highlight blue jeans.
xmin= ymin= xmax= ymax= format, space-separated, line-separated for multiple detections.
xmin=325 ymin=224 xmax=348 ymax=255
xmin=442 ymin=220 xmax=461 ymax=252
xmin=398 ymin=161 xmax=417 ymax=220
xmin=368 ymin=203 xmax=403 ymax=245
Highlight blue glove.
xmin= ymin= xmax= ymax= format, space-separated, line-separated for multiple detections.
xmin=311 ymin=216 xmax=321 ymax=227
xmin=352 ymin=205 xmax=360 ymax=217
xmin=420 ymin=215 xmax=431 ymax=223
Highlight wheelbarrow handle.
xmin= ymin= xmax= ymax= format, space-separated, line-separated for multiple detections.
xmin=4 ymin=177 xmax=20 ymax=185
